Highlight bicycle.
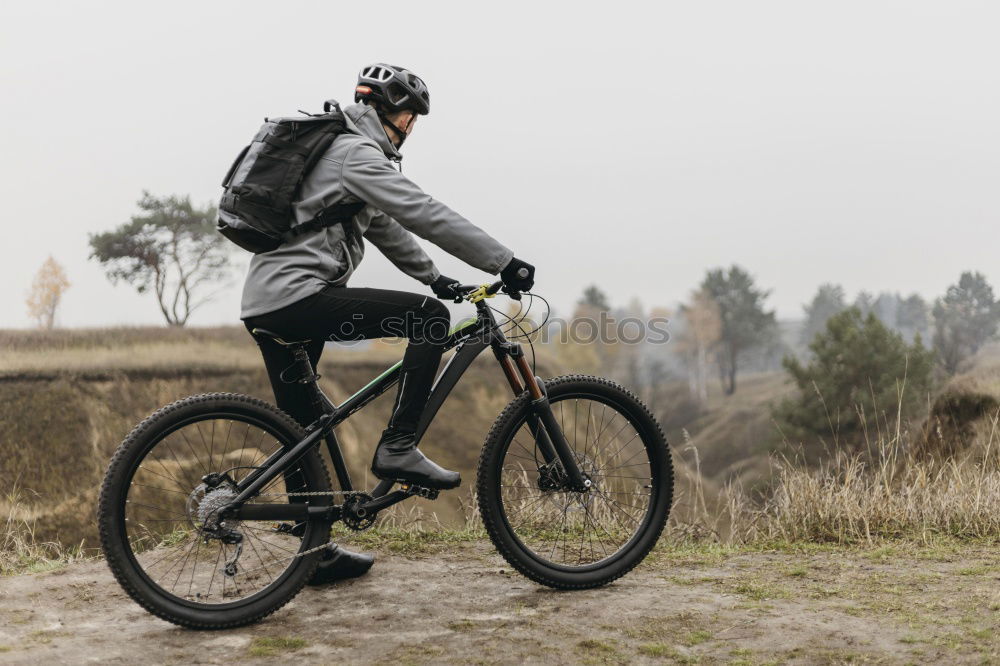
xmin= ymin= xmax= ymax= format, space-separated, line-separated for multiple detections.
xmin=98 ymin=281 xmax=674 ymax=628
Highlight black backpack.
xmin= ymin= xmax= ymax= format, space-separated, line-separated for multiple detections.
xmin=217 ymin=100 xmax=365 ymax=254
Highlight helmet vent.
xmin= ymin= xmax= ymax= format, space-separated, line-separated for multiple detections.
xmin=356 ymin=62 xmax=430 ymax=115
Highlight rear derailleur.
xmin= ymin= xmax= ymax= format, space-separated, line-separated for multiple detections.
xmin=191 ymin=472 xmax=245 ymax=577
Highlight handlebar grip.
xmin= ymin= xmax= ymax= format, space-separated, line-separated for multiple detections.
xmin=516 ymin=267 xmax=530 ymax=279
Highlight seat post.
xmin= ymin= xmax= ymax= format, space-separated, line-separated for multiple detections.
xmin=287 ymin=345 xmax=327 ymax=423
xmin=250 ymin=328 xmax=329 ymax=426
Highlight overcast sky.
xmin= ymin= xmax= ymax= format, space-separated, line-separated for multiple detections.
xmin=2 ymin=1 xmax=998 ymax=328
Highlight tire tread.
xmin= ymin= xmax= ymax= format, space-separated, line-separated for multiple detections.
xmin=98 ymin=392 xmax=330 ymax=629
xmin=476 ymin=375 xmax=672 ymax=590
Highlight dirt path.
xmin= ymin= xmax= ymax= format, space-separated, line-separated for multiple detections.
xmin=1 ymin=539 xmax=998 ymax=664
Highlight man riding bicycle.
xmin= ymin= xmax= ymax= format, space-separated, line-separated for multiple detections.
xmin=240 ymin=63 xmax=535 ymax=584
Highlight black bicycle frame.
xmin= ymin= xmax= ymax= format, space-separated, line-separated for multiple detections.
xmin=229 ymin=300 xmax=587 ymax=521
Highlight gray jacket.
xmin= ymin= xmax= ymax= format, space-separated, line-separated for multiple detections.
xmin=240 ymin=102 xmax=513 ymax=318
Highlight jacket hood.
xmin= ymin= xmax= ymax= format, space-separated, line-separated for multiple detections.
xmin=343 ymin=102 xmax=401 ymax=160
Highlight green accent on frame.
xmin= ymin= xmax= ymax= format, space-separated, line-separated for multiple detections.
xmin=340 ymin=317 xmax=476 ymax=406
xmin=344 ymin=360 xmax=403 ymax=403
xmin=449 ymin=317 xmax=478 ymax=335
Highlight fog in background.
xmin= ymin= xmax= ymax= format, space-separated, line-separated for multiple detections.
xmin=2 ymin=0 xmax=998 ymax=328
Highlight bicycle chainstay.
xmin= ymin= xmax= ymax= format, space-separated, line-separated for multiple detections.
xmin=249 ymin=485 xmax=438 ymax=564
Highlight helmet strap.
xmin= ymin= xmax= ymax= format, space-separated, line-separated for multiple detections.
xmin=379 ymin=114 xmax=409 ymax=148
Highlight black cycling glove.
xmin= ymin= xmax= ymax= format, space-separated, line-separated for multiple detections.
xmin=430 ymin=274 xmax=462 ymax=300
xmin=500 ymin=257 xmax=535 ymax=293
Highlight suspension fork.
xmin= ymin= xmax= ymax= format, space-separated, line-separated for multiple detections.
xmin=497 ymin=343 xmax=589 ymax=491
xmin=495 ymin=345 xmax=554 ymax=461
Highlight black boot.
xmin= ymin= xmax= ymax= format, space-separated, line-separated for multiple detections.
xmin=371 ymin=428 xmax=461 ymax=490
xmin=307 ymin=545 xmax=374 ymax=586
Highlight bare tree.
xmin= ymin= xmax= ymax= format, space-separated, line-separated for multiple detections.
xmin=26 ymin=255 xmax=70 ymax=329
xmin=676 ymin=288 xmax=721 ymax=403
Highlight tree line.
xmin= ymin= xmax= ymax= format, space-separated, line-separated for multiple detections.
xmin=567 ymin=266 xmax=1000 ymax=447
xmin=668 ymin=267 xmax=999 ymax=394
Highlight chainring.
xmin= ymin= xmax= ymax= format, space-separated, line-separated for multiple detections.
xmin=341 ymin=492 xmax=376 ymax=531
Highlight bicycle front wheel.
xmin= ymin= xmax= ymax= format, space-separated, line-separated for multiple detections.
xmin=98 ymin=393 xmax=333 ymax=629
xmin=477 ymin=375 xmax=673 ymax=589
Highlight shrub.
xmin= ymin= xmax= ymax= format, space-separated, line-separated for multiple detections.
xmin=775 ymin=308 xmax=934 ymax=444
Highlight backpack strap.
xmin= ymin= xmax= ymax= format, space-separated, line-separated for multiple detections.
xmin=282 ymin=201 xmax=367 ymax=245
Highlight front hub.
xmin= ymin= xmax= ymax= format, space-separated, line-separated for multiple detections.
xmin=537 ymin=457 xmax=595 ymax=493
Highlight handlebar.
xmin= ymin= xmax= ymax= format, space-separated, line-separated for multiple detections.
xmin=453 ymin=280 xmax=519 ymax=303
xmin=453 ymin=269 xmax=531 ymax=303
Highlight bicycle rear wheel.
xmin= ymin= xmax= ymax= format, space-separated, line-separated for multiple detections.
xmin=98 ymin=393 xmax=333 ymax=629
xmin=477 ymin=375 xmax=672 ymax=589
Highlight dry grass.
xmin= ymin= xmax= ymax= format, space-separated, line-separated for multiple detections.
xmin=338 ymin=396 xmax=1000 ymax=553
xmin=664 ymin=348 xmax=1000 ymax=547
xmin=0 ymin=342 xmax=261 ymax=376
xmin=0 ymin=326 xmax=407 ymax=377
xmin=718 ymin=406 xmax=1000 ymax=546
xmin=0 ymin=326 xmax=249 ymax=352
xmin=1 ymin=487 xmax=85 ymax=575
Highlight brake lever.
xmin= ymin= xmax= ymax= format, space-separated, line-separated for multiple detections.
xmin=502 ymin=286 xmax=522 ymax=301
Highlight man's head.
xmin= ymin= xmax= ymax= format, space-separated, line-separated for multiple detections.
xmin=355 ymin=63 xmax=430 ymax=148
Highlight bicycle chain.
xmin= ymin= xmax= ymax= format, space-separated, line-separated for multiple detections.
xmin=235 ymin=490 xmax=366 ymax=574
xmin=238 ymin=486 xmax=426 ymax=574
xmin=257 ymin=490 xmax=356 ymax=497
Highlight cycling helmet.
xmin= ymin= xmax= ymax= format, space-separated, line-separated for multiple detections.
xmin=355 ymin=63 xmax=430 ymax=116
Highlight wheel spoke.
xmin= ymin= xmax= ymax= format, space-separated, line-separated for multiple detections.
xmin=114 ymin=409 xmax=329 ymax=609
xmin=494 ymin=391 xmax=663 ymax=569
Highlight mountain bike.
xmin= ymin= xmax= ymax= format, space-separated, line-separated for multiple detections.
xmin=98 ymin=281 xmax=673 ymax=628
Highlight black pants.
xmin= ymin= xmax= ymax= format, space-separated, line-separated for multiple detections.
xmin=243 ymin=285 xmax=451 ymax=434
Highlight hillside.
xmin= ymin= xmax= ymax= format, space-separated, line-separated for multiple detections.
xmin=2 ymin=536 xmax=999 ymax=664
xmin=5 ymin=327 xmax=999 ymax=554
xmin=0 ymin=326 xmax=720 ymax=549
xmin=0 ymin=327 xmax=535 ymax=547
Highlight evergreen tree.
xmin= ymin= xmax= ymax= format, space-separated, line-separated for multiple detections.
xmin=854 ymin=291 xmax=875 ymax=318
xmin=800 ymin=283 xmax=847 ymax=345
xmin=578 ymin=285 xmax=611 ymax=312
xmin=896 ymin=293 xmax=929 ymax=342
xmin=932 ymin=272 xmax=1000 ymax=374
xmin=701 ymin=265 xmax=777 ymax=395
xmin=777 ymin=308 xmax=935 ymax=440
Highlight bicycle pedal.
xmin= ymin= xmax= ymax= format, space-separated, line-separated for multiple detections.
xmin=399 ymin=483 xmax=439 ymax=500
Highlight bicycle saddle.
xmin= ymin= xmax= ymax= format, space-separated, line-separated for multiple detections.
xmin=250 ymin=328 xmax=312 ymax=347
